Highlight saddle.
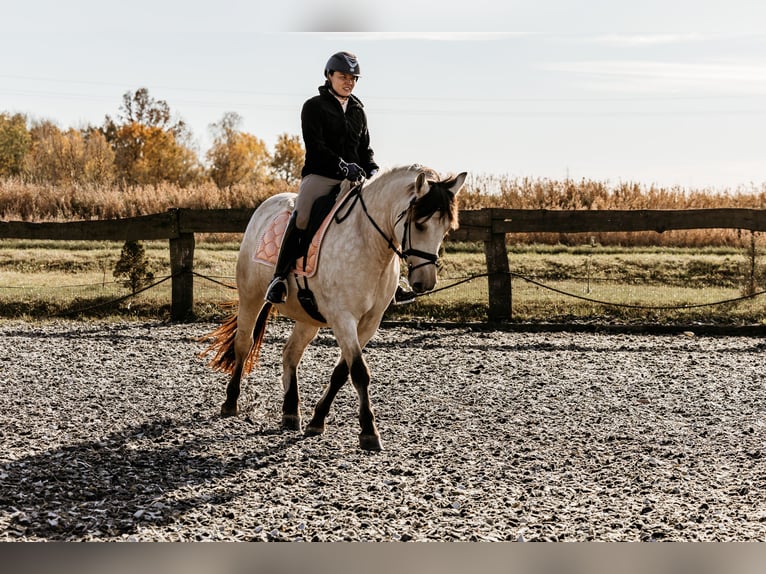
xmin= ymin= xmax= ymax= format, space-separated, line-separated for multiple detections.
xmin=254 ymin=183 xmax=356 ymax=322
xmin=254 ymin=183 xmax=351 ymax=276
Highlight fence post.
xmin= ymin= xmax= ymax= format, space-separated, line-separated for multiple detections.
xmin=169 ymin=232 xmax=195 ymax=322
xmin=483 ymin=210 xmax=512 ymax=322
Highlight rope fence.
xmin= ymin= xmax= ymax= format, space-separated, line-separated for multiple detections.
xmin=3 ymin=207 xmax=766 ymax=324
xmin=2 ymin=266 xmax=765 ymax=321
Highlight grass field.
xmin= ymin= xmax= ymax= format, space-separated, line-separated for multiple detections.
xmin=1 ymin=237 xmax=765 ymax=326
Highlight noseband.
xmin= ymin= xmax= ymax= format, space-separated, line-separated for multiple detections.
xmin=335 ymin=181 xmax=441 ymax=271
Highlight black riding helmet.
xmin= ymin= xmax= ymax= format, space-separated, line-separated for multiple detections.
xmin=325 ymin=51 xmax=361 ymax=78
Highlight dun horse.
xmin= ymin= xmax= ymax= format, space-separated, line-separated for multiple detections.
xmin=201 ymin=165 xmax=466 ymax=450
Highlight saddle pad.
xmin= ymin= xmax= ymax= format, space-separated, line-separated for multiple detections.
xmin=253 ymin=197 xmax=345 ymax=278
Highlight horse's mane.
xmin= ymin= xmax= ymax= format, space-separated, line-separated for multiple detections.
xmin=386 ymin=164 xmax=460 ymax=229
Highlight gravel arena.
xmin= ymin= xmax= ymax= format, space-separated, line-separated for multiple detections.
xmin=0 ymin=319 xmax=764 ymax=542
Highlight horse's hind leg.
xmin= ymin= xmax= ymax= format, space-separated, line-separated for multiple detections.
xmin=221 ymin=303 xmax=261 ymax=417
xmin=222 ymin=363 xmax=244 ymax=417
xmin=281 ymin=321 xmax=319 ymax=431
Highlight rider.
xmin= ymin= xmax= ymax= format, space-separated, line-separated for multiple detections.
xmin=265 ymin=50 xmax=417 ymax=305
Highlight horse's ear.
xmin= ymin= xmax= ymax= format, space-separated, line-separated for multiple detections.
xmin=415 ymin=171 xmax=430 ymax=196
xmin=448 ymin=172 xmax=467 ymax=195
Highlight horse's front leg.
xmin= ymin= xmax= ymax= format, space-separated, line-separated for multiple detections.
xmin=333 ymin=317 xmax=382 ymax=450
xmin=306 ymin=352 xmax=381 ymax=451
xmin=349 ymin=353 xmax=381 ymax=451
xmin=305 ymin=357 xmax=349 ymax=436
xmin=281 ymin=322 xmax=319 ymax=431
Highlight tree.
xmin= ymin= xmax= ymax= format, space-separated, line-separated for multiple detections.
xmin=115 ymin=87 xmax=178 ymax=133
xmin=206 ymin=112 xmax=271 ymax=188
xmin=0 ymin=113 xmax=31 ymax=178
xmin=113 ymin=240 xmax=154 ymax=294
xmin=110 ymin=122 xmax=202 ymax=186
xmin=26 ymin=121 xmax=115 ymax=185
xmin=102 ymin=88 xmax=203 ymax=186
xmin=271 ymin=133 xmax=304 ymax=186
xmin=81 ymin=128 xmax=117 ymax=185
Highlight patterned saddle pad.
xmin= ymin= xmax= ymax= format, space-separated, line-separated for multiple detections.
xmin=253 ymin=192 xmax=349 ymax=277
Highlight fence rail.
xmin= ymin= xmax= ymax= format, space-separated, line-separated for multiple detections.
xmin=2 ymin=207 xmax=765 ymax=321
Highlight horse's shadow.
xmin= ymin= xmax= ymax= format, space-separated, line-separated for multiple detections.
xmin=1 ymin=414 xmax=304 ymax=540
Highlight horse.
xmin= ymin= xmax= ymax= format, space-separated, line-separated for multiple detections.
xmin=200 ymin=165 xmax=467 ymax=450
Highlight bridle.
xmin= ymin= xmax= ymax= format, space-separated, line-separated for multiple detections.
xmin=397 ymin=208 xmax=441 ymax=272
xmin=334 ymin=179 xmax=441 ymax=272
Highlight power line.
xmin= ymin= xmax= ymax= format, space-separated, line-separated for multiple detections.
xmin=2 ymin=74 xmax=766 ymax=106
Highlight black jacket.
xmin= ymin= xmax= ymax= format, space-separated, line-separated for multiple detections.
xmin=301 ymin=84 xmax=379 ymax=179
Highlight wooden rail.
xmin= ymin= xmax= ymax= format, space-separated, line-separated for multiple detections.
xmin=2 ymin=207 xmax=765 ymax=322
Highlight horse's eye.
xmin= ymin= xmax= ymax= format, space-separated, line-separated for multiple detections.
xmin=414 ymin=217 xmax=431 ymax=231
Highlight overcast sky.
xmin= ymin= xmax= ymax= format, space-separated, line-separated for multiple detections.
xmin=2 ymin=1 xmax=765 ymax=190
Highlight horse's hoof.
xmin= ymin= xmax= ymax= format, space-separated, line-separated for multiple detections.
xmin=281 ymin=414 xmax=302 ymax=431
xmin=359 ymin=434 xmax=382 ymax=451
xmin=220 ymin=402 xmax=239 ymax=417
xmin=304 ymin=424 xmax=324 ymax=437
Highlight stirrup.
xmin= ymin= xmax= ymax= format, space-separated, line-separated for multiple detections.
xmin=265 ymin=277 xmax=288 ymax=304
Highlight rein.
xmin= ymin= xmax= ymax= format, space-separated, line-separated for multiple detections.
xmin=334 ymin=180 xmax=440 ymax=270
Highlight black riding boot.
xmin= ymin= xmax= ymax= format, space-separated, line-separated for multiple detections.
xmin=265 ymin=211 xmax=304 ymax=304
xmin=394 ymin=285 xmax=417 ymax=305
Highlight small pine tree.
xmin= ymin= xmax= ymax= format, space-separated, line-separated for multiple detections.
xmin=113 ymin=240 xmax=154 ymax=294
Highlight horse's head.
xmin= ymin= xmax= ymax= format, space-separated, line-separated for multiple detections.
xmin=403 ymin=170 xmax=467 ymax=293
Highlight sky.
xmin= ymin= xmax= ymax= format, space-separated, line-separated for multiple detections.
xmin=2 ymin=0 xmax=766 ymax=190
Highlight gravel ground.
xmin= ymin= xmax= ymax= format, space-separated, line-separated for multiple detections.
xmin=0 ymin=319 xmax=764 ymax=542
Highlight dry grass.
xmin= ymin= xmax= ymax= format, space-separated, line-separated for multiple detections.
xmin=2 ymin=174 xmax=766 ymax=248
xmin=0 ymin=178 xmax=294 ymax=221
xmin=461 ymin=174 xmax=766 ymax=210
xmin=460 ymin=175 xmax=766 ymax=248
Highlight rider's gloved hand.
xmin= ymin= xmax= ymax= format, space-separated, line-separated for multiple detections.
xmin=338 ymin=159 xmax=366 ymax=182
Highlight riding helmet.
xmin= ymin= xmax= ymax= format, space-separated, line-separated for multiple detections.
xmin=325 ymin=51 xmax=361 ymax=78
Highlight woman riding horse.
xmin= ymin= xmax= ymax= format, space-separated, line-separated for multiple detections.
xmin=202 ymin=165 xmax=467 ymax=450
xmin=265 ymin=50 xmax=416 ymax=306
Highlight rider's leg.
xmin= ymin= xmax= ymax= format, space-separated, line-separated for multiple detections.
xmin=293 ymin=174 xmax=343 ymax=230
xmin=265 ymin=211 xmax=304 ymax=303
xmin=265 ymin=174 xmax=342 ymax=304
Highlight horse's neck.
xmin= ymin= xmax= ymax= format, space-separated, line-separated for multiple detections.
xmin=321 ymin=177 xmax=408 ymax=271
xmin=361 ymin=175 xmax=412 ymax=241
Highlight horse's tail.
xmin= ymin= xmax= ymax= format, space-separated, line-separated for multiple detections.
xmin=198 ymin=303 xmax=275 ymax=376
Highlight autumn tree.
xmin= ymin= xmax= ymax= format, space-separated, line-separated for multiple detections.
xmin=0 ymin=113 xmax=31 ymax=178
xmin=206 ymin=112 xmax=271 ymax=188
xmin=102 ymin=88 xmax=203 ymax=186
xmin=271 ymin=133 xmax=304 ymax=186
xmin=26 ymin=121 xmax=115 ymax=185
xmin=80 ymin=128 xmax=118 ymax=184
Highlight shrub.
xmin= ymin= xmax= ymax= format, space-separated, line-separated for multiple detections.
xmin=113 ymin=240 xmax=154 ymax=294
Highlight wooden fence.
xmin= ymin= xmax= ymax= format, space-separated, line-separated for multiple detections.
xmin=3 ymin=207 xmax=766 ymax=321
